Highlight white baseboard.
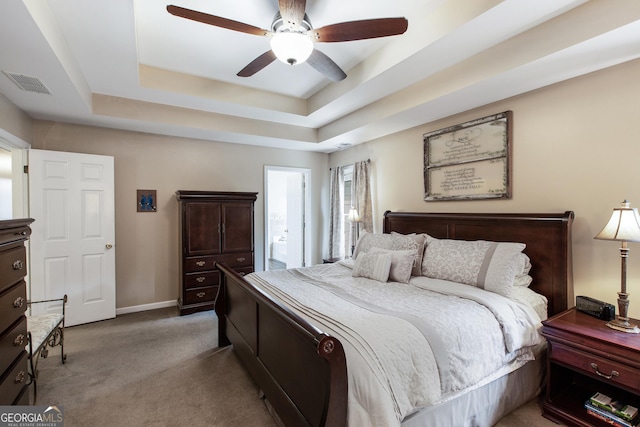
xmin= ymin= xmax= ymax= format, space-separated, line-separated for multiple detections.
xmin=116 ymin=300 xmax=177 ymax=316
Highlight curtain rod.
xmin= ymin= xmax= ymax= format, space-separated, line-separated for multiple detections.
xmin=329 ymin=158 xmax=370 ymax=171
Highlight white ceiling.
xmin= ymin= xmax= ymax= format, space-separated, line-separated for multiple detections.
xmin=1 ymin=0 xmax=640 ymax=152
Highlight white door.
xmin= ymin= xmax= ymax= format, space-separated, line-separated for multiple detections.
xmin=28 ymin=149 xmax=115 ymax=326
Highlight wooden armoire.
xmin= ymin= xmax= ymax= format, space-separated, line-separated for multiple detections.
xmin=176 ymin=191 xmax=257 ymax=315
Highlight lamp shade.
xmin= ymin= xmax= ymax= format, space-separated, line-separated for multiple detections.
xmin=347 ymin=207 xmax=360 ymax=223
xmin=595 ymin=200 xmax=640 ymax=242
xmin=270 ymin=32 xmax=313 ymax=65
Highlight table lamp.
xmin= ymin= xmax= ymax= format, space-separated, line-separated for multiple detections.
xmin=347 ymin=207 xmax=360 ymax=256
xmin=595 ymin=199 xmax=640 ymax=333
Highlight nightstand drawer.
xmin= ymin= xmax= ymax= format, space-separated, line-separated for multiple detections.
xmin=550 ymin=342 xmax=640 ymax=393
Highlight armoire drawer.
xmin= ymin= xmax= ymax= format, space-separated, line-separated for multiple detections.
xmin=0 ymin=316 xmax=27 ymax=373
xmin=215 ymin=252 xmax=253 ymax=268
xmin=183 ymin=286 xmax=219 ymax=305
xmin=184 ymin=256 xmax=217 ymax=273
xmin=235 ymin=266 xmax=254 ymax=276
xmin=0 ymin=282 xmax=26 ymax=330
xmin=184 ymin=271 xmax=220 ymax=289
xmin=0 ymin=246 xmax=27 ymax=291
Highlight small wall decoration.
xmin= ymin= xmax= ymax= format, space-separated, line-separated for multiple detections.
xmin=423 ymin=111 xmax=512 ymax=201
xmin=137 ymin=189 xmax=157 ymax=212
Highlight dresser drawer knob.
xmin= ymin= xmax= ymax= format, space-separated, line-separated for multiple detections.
xmin=14 ymin=370 xmax=26 ymax=384
xmin=196 ymin=261 xmax=206 ymax=267
xmin=196 ymin=292 xmax=206 ymax=298
xmin=237 ymin=257 xmax=246 ymax=263
xmin=14 ymin=334 xmax=25 ymax=346
xmin=590 ymin=362 xmax=619 ymax=380
xmin=196 ymin=276 xmax=205 ymax=283
xmin=12 ymin=259 xmax=24 ymax=270
xmin=13 ymin=297 xmax=24 ymax=308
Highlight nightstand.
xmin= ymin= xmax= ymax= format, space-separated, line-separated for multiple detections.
xmin=541 ymin=308 xmax=640 ymax=426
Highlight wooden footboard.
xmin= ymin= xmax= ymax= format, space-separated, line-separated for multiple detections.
xmin=215 ymin=262 xmax=347 ymax=427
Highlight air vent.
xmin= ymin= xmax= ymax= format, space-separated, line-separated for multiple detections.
xmin=3 ymin=72 xmax=52 ymax=95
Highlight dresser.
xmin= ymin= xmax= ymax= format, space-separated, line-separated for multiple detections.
xmin=542 ymin=308 xmax=640 ymax=426
xmin=176 ymin=191 xmax=257 ymax=315
xmin=0 ymin=218 xmax=33 ymax=405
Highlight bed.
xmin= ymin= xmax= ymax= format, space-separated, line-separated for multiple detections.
xmin=214 ymin=211 xmax=574 ymax=427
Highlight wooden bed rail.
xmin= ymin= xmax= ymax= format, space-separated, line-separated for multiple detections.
xmin=215 ymin=262 xmax=348 ymax=427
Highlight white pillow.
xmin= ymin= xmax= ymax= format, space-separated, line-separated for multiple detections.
xmin=511 ymin=286 xmax=548 ymax=320
xmin=517 ymin=253 xmax=532 ymax=275
xmin=352 ymin=252 xmax=392 ymax=282
xmin=421 ymin=236 xmax=525 ymax=297
xmin=354 ymin=231 xmax=425 ymax=276
xmin=514 ymin=274 xmax=533 ymax=287
xmin=369 ymin=248 xmax=415 ymax=283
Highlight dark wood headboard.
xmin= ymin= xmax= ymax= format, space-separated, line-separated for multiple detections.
xmin=383 ymin=211 xmax=574 ymax=316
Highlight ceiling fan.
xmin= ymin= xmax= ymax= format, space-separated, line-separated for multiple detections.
xmin=166 ymin=1 xmax=408 ymax=82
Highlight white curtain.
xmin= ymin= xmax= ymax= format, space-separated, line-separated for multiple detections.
xmin=353 ymin=160 xmax=373 ymax=234
xmin=328 ymin=166 xmax=345 ymax=258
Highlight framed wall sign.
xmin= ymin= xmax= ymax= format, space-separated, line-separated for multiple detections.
xmin=423 ymin=111 xmax=512 ymax=201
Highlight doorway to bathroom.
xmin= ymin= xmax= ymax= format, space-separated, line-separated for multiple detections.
xmin=265 ymin=166 xmax=309 ymax=271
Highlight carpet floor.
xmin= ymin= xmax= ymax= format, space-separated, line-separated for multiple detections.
xmin=33 ymin=307 xmax=562 ymax=426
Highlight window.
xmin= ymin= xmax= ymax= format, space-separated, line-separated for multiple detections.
xmin=343 ymin=165 xmax=354 ymax=255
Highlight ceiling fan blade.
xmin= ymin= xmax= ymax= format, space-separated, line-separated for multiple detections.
xmin=307 ymin=49 xmax=347 ymax=82
xmin=312 ymin=17 xmax=408 ymax=42
xmin=237 ymin=50 xmax=277 ymax=77
xmin=167 ymin=5 xmax=271 ymax=37
xmin=278 ymin=0 xmax=307 ymax=29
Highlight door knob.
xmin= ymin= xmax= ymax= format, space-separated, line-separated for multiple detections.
xmin=106 ymin=243 xmax=113 ymax=249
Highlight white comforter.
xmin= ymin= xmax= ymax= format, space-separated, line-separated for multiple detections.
xmin=246 ymin=261 xmax=544 ymax=427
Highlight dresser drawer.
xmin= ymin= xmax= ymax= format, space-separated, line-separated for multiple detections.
xmin=184 ymin=271 xmax=220 ymax=289
xmin=550 ymin=342 xmax=640 ymax=393
xmin=0 ymin=246 xmax=27 ymax=292
xmin=0 ymin=350 xmax=28 ymax=405
xmin=0 ymin=281 xmax=27 ymax=330
xmin=0 ymin=316 xmax=27 ymax=374
xmin=183 ymin=286 xmax=219 ymax=305
xmin=215 ymin=252 xmax=253 ymax=268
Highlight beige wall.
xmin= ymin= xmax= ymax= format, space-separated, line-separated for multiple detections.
xmin=330 ymin=58 xmax=640 ymax=318
xmin=32 ymin=124 xmax=329 ymax=309
xmin=0 ymin=94 xmax=33 ymax=146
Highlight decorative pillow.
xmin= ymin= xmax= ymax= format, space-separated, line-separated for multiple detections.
xmin=369 ymin=248 xmax=415 ymax=283
xmin=352 ymin=252 xmax=392 ymax=282
xmin=421 ymin=236 xmax=526 ymax=297
xmin=354 ymin=231 xmax=425 ymax=276
xmin=391 ymin=232 xmax=427 ymax=276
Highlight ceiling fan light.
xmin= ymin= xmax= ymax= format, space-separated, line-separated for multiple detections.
xmin=270 ymin=32 xmax=313 ymax=65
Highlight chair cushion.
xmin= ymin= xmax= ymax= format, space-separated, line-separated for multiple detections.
xmin=27 ymin=313 xmax=63 ymax=352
